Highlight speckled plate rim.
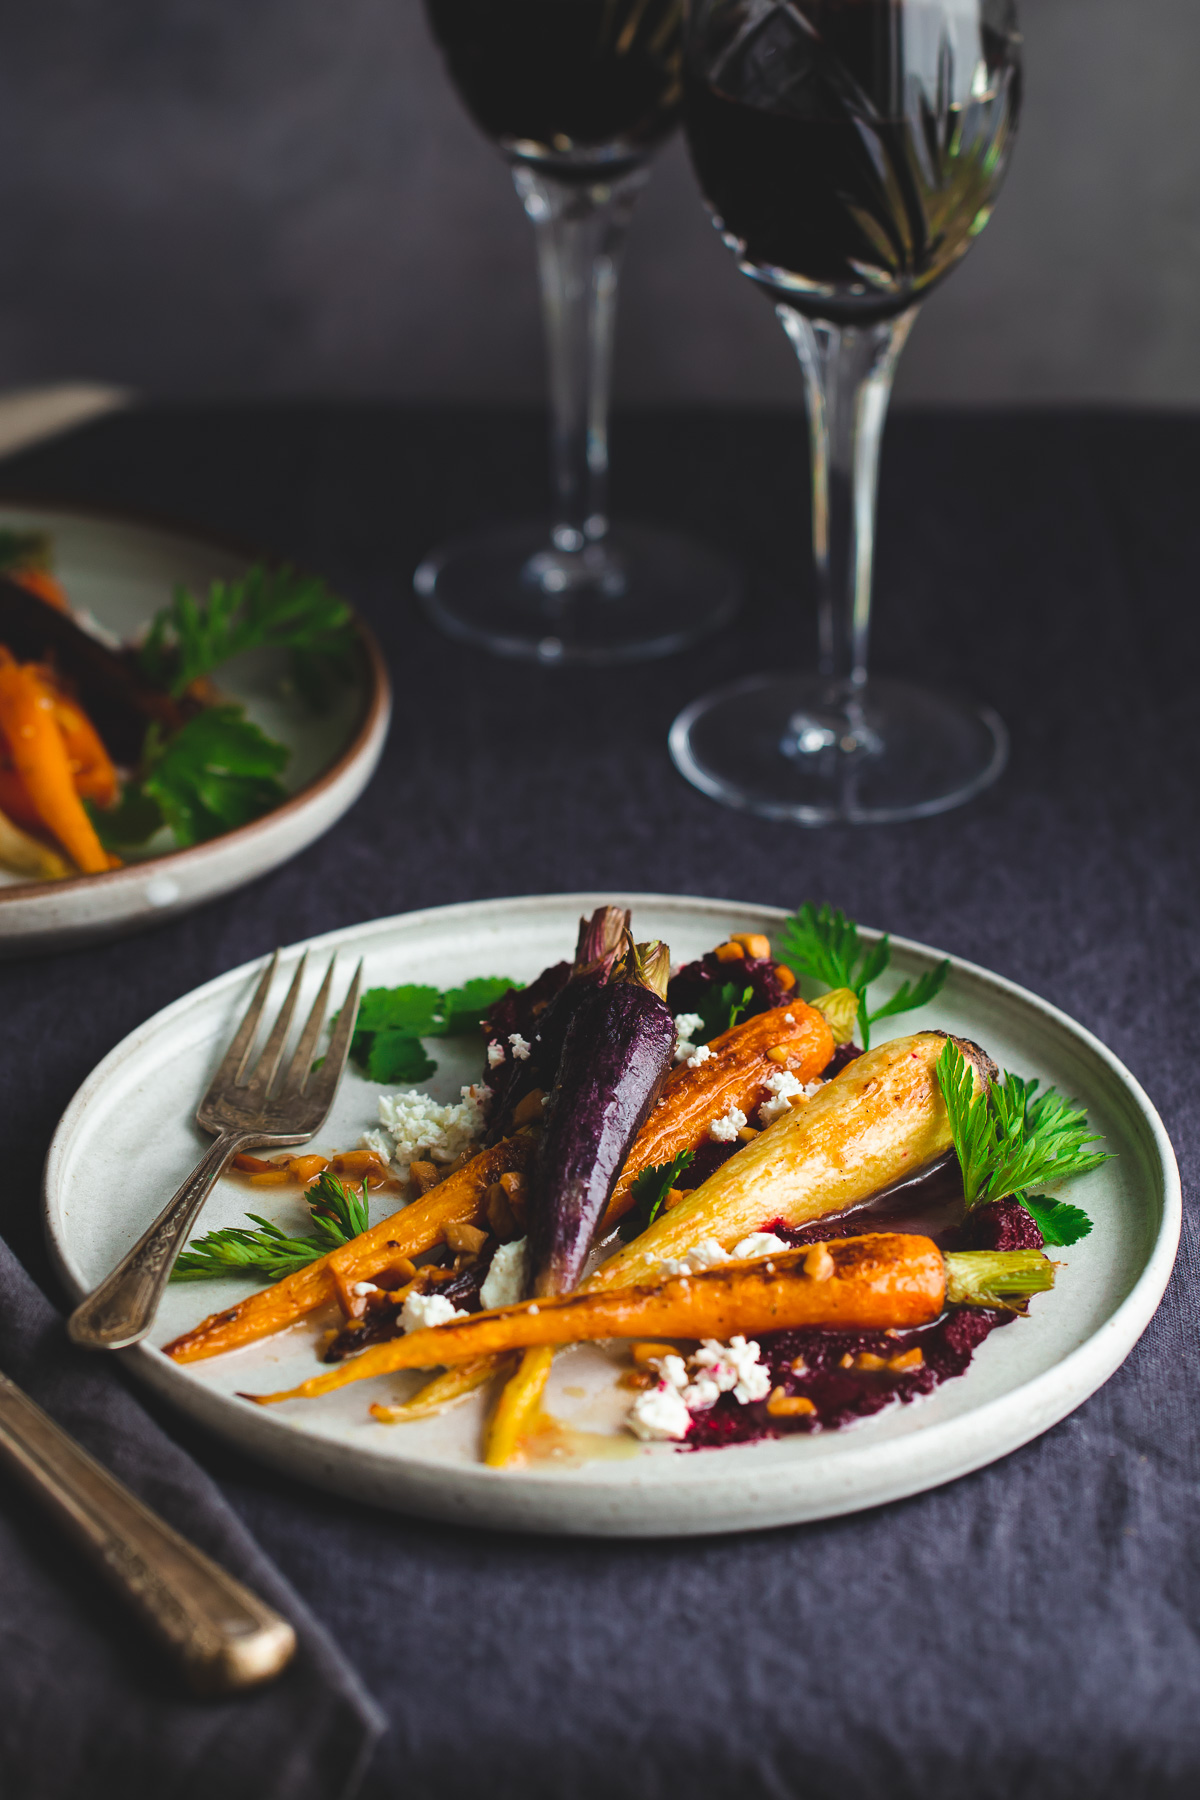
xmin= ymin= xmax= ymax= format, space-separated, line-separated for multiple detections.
xmin=43 ymin=894 xmax=1182 ymax=1537
xmin=0 ymin=498 xmax=392 ymax=946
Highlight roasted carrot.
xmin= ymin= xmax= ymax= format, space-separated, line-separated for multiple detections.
xmin=0 ymin=799 xmax=71 ymax=879
xmin=9 ymin=566 xmax=72 ymax=612
xmin=163 ymin=1134 xmax=536 ymax=1363
xmin=483 ymin=1346 xmax=554 ymax=1465
xmin=603 ymin=1000 xmax=835 ymax=1228
xmin=244 ymin=1235 xmax=1054 ymax=1406
xmin=0 ymin=654 xmax=111 ymax=872
xmin=594 ymin=1032 xmax=984 ymax=1292
xmin=32 ymin=670 xmax=119 ymax=807
xmin=369 ymin=1357 xmax=510 ymax=1425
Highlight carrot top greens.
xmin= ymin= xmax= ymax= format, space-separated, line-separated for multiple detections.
xmin=936 ymin=1040 xmax=1105 ymax=1245
xmin=777 ymin=903 xmax=948 ymax=1048
xmin=172 ymin=1172 xmax=371 ymax=1282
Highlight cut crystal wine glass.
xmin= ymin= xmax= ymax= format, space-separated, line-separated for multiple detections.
xmin=416 ymin=0 xmax=742 ymax=664
xmin=670 ymin=0 xmax=1021 ymax=820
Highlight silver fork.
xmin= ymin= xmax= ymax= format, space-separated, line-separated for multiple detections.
xmin=67 ymin=950 xmax=364 ymax=1352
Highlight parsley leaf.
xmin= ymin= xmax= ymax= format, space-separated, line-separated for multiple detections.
xmin=171 ymin=1173 xmax=370 ymax=1283
xmin=936 ymin=1040 xmax=1107 ymax=1218
xmin=139 ymin=564 xmax=357 ymax=704
xmin=694 ymin=981 xmax=755 ymax=1043
xmin=137 ymin=708 xmax=289 ymax=847
xmin=777 ymin=902 xmax=948 ymax=1048
xmin=348 ymin=977 xmax=522 ymax=1083
xmin=1022 ymin=1195 xmax=1094 ymax=1248
xmin=619 ymin=1151 xmax=696 ymax=1242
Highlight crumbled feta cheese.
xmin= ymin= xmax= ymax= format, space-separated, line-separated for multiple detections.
xmin=731 ymin=1231 xmax=789 ymax=1261
xmin=358 ymin=1127 xmax=396 ymax=1167
xmin=527 ymin=1303 xmax=540 ymax=1316
xmin=672 ymin=1013 xmax=708 ymax=1064
xmin=687 ymin=1336 xmax=771 ymax=1407
xmin=758 ymin=1071 xmax=823 ymax=1126
xmin=659 ymin=1238 xmax=732 ymax=1278
xmin=628 ymin=1382 xmax=692 ymax=1441
xmin=709 ymin=1105 xmax=747 ymax=1143
xmin=375 ymin=1084 xmax=488 ymax=1174
xmin=480 ymin=1238 xmax=529 ymax=1310
xmin=785 ymin=1012 xmax=796 ymax=1024
xmin=487 ymin=1040 xmax=506 ymax=1069
xmin=685 ymin=1044 xmax=714 ymax=1070
xmin=764 ymin=1070 xmax=805 ymax=1099
xmin=651 ymin=1353 xmax=690 ymax=1392
xmin=508 ymin=1032 xmax=532 ymax=1061
xmin=400 ymin=1291 xmax=468 ymax=1334
xmin=351 ymin=1281 xmax=379 ymax=1297
xmin=674 ymin=1012 xmax=705 ymax=1042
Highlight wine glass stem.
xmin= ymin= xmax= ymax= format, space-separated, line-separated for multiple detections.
xmin=514 ymin=165 xmax=649 ymax=554
xmin=778 ymin=305 xmax=918 ymax=691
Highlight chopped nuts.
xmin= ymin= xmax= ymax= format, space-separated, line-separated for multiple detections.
xmin=661 ymin=1186 xmax=686 ymax=1213
xmin=839 ymin=1352 xmax=856 ymax=1369
xmin=486 ymin=1183 xmax=518 ymax=1241
xmin=888 ymin=1348 xmax=924 ymax=1372
xmin=854 ymin=1352 xmax=888 ymax=1372
xmin=445 ymin=1221 xmax=488 ymax=1256
xmin=766 ymin=1388 xmax=817 ymax=1417
xmin=766 ymin=1045 xmax=795 ymax=1066
xmin=498 ymin=1170 xmax=528 ymax=1223
xmin=619 ymin=1369 xmax=656 ymax=1391
xmin=731 ymin=933 xmax=772 ymax=961
xmin=790 ymin=1357 xmax=808 ymax=1375
xmin=736 ymin=1125 xmax=759 ymax=1142
xmin=774 ymin=964 xmax=797 ymax=991
xmin=409 ymin=1159 xmax=441 ymax=1196
xmin=804 ymin=1244 xmax=835 ymax=1282
xmin=631 ymin=1341 xmax=679 ymax=1366
xmin=512 ymin=1088 xmax=545 ymax=1126
xmin=712 ymin=940 xmax=745 ymax=962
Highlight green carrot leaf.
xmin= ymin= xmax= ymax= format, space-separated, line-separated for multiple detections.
xmin=619 ymin=1151 xmax=696 ymax=1242
xmin=1022 ymin=1195 xmax=1094 ymax=1247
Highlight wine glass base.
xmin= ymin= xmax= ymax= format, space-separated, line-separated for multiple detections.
xmin=415 ymin=520 xmax=741 ymax=665
xmin=669 ymin=673 xmax=1008 ymax=825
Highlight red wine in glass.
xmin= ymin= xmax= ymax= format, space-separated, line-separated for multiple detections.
xmin=671 ymin=0 xmax=1021 ymax=819
xmin=416 ymin=0 xmax=741 ymax=663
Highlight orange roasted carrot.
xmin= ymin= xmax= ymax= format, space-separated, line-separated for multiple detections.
xmin=0 ymin=765 xmax=41 ymax=829
xmin=246 ymin=1234 xmax=1055 ymax=1408
xmin=602 ymin=1001 xmax=835 ymax=1229
xmin=0 ymin=654 xmax=112 ymax=872
xmin=32 ymin=670 xmax=119 ymax=807
xmin=7 ymin=565 xmax=72 ymax=613
xmin=244 ymin=1235 xmax=950 ymax=1404
xmin=163 ymin=1134 xmax=536 ymax=1363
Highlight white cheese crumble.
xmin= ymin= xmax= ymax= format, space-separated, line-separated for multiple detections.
xmin=400 ymin=1291 xmax=468 ymax=1334
xmin=486 ymin=1040 xmax=506 ymax=1069
xmin=731 ymin=1231 xmax=789 ymax=1260
xmin=758 ymin=1072 xmax=822 ymax=1126
xmin=628 ymin=1382 xmax=692 ymax=1441
xmin=685 ymin=1044 xmax=714 ymax=1070
xmin=370 ymin=1084 xmax=489 ymax=1176
xmin=672 ymin=1012 xmax=707 ymax=1064
xmin=508 ymin=1032 xmax=532 ymax=1061
xmin=674 ymin=1011 xmax=705 ymax=1042
xmin=479 ymin=1238 xmax=529 ymax=1311
xmin=687 ymin=1336 xmax=772 ymax=1408
xmin=784 ymin=1012 xmax=796 ymax=1024
xmin=659 ymin=1237 xmax=731 ymax=1278
xmin=350 ymin=1281 xmax=379 ymax=1297
xmin=709 ymin=1105 xmax=747 ymax=1143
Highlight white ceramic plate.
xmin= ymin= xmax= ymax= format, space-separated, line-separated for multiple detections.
xmin=44 ymin=894 xmax=1180 ymax=1538
xmin=0 ymin=502 xmax=391 ymax=953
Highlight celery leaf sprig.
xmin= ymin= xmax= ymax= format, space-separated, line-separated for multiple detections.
xmin=171 ymin=1172 xmax=370 ymax=1283
xmin=936 ymin=1040 xmax=1106 ymax=1245
xmin=777 ymin=903 xmax=949 ymax=1048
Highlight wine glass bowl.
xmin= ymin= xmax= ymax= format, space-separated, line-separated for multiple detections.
xmin=417 ymin=0 xmax=742 ymax=664
xmin=670 ymin=0 xmax=1022 ymax=820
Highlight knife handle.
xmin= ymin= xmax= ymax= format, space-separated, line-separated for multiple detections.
xmin=0 ymin=1368 xmax=295 ymax=1695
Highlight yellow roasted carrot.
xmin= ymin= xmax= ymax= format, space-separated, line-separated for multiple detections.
xmin=593 ymin=1032 xmax=975 ymax=1292
xmin=243 ymin=1234 xmax=973 ymax=1406
xmin=369 ymin=1357 xmax=508 ymax=1424
xmin=163 ymin=1135 xmax=535 ymax=1363
xmin=483 ymin=1346 xmax=554 ymax=1466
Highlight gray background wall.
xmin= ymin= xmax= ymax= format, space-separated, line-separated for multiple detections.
xmin=0 ymin=1 xmax=1195 ymax=408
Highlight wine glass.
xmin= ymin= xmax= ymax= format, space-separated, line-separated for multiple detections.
xmin=416 ymin=0 xmax=742 ymax=664
xmin=670 ymin=0 xmax=1021 ymax=820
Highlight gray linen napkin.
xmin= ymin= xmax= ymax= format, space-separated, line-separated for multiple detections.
xmin=0 ymin=1236 xmax=385 ymax=1800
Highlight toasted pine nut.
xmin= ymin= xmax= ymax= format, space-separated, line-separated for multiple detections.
xmin=445 ymin=1221 xmax=488 ymax=1255
xmin=774 ymin=964 xmax=797 ymax=991
xmin=804 ymin=1244 xmax=835 ymax=1282
xmin=854 ymin=1352 xmax=888 ymax=1372
xmin=766 ymin=1389 xmax=817 ymax=1417
xmin=712 ymin=940 xmax=745 ymax=962
xmin=513 ymin=1088 xmax=545 ymax=1126
xmin=409 ymin=1159 xmax=441 ymax=1196
xmin=766 ymin=1045 xmax=794 ymax=1065
xmin=888 ymin=1348 xmax=924 ymax=1372
xmin=631 ymin=1342 xmax=678 ymax=1366
xmin=737 ymin=1125 xmax=759 ymax=1142
xmin=731 ymin=933 xmax=772 ymax=961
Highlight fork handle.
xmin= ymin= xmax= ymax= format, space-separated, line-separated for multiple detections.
xmin=0 ymin=1368 xmax=296 ymax=1694
xmin=67 ymin=1130 xmax=256 ymax=1351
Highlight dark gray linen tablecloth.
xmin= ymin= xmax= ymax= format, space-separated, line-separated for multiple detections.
xmin=1 ymin=402 xmax=1197 ymax=1800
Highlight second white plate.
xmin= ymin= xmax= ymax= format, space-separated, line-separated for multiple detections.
xmin=44 ymin=894 xmax=1179 ymax=1537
